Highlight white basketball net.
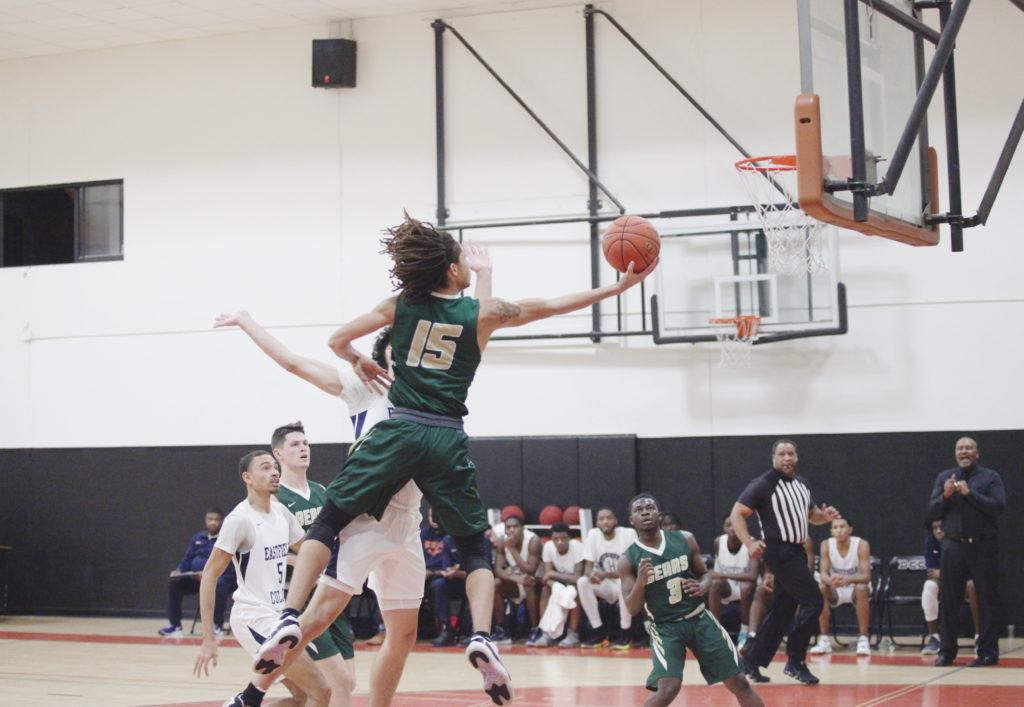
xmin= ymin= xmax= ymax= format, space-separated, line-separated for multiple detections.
xmin=710 ymin=316 xmax=760 ymax=367
xmin=735 ymin=156 xmax=827 ymax=275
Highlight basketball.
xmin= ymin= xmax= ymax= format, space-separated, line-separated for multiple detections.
xmin=602 ymin=215 xmax=660 ymax=273
xmin=562 ymin=505 xmax=581 ymax=525
xmin=539 ymin=504 xmax=563 ymax=525
xmin=500 ymin=504 xmax=525 ymax=523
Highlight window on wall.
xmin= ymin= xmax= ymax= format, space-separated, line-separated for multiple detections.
xmin=0 ymin=180 xmax=123 ymax=267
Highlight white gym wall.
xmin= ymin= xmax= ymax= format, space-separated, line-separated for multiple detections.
xmin=0 ymin=0 xmax=1021 ymax=447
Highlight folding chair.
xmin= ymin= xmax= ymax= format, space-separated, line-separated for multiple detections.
xmin=876 ymin=555 xmax=927 ymax=648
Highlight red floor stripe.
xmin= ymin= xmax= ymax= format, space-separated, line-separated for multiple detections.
xmin=146 ymin=684 xmax=1024 ymax=707
xmin=0 ymin=630 xmax=241 ymax=649
xmin=3 ymin=630 xmax=1022 ymax=669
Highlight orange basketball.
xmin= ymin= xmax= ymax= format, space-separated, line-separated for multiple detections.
xmin=602 ymin=215 xmax=660 ymax=273
xmin=539 ymin=504 xmax=563 ymax=526
xmin=562 ymin=505 xmax=581 ymax=525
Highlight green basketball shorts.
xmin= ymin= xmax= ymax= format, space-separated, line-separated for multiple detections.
xmin=645 ymin=609 xmax=742 ymax=689
xmin=324 ymin=418 xmax=488 ymax=538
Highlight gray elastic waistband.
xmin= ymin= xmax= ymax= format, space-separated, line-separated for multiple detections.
xmin=390 ymin=407 xmax=464 ymax=430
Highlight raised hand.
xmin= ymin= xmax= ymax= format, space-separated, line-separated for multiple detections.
xmin=821 ymin=505 xmax=841 ymax=522
xmin=616 ymin=258 xmax=660 ymax=293
xmin=213 ymin=311 xmax=250 ymax=328
xmin=943 ymin=473 xmax=959 ymax=499
xmin=463 ymin=241 xmax=492 ymax=273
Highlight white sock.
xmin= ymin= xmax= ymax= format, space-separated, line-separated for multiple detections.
xmin=859 ymin=635 xmax=868 ymax=641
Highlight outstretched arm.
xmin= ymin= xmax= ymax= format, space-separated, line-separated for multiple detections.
xmin=476 ymin=259 xmax=658 ymax=346
xmin=327 ymin=296 xmax=397 ymax=394
xmin=214 ymin=311 xmax=343 ymax=396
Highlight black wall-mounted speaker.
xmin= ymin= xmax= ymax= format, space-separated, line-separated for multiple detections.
xmin=312 ymin=39 xmax=356 ymax=88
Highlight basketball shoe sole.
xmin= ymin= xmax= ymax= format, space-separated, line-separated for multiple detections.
xmin=465 ymin=636 xmax=514 ymax=705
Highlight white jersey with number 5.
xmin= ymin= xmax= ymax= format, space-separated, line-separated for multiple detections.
xmin=215 ymin=498 xmax=304 ymax=611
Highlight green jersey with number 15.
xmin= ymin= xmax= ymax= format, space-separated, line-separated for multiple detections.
xmin=624 ymin=530 xmax=703 ymax=623
xmin=388 ymin=293 xmax=481 ymax=417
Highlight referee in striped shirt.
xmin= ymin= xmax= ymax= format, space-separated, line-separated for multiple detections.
xmin=730 ymin=439 xmax=840 ymax=685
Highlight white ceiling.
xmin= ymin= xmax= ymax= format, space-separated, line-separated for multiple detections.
xmin=0 ymin=0 xmax=578 ymax=60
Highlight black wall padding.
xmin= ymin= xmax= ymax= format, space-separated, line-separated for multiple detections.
xmin=1 ymin=430 xmax=1020 ymax=629
xmin=469 ymin=437 xmax=523 ymax=514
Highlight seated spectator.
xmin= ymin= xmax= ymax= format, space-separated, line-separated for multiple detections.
xmin=422 ymin=508 xmax=466 ymax=647
xmin=745 ymin=537 xmax=813 ymax=659
xmin=708 ymin=514 xmax=759 ymax=648
xmin=158 ymin=508 xmax=234 ymax=636
xmin=921 ymin=519 xmax=980 ymax=655
xmin=578 ymin=507 xmax=637 ymax=650
xmin=494 ymin=512 xmax=541 ymax=644
xmin=659 ymin=512 xmax=682 ymax=530
xmin=530 ymin=523 xmax=585 ymax=648
xmin=810 ymin=517 xmax=873 ymax=656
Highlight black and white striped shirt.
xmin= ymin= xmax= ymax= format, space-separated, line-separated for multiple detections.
xmin=738 ymin=469 xmax=815 ymax=545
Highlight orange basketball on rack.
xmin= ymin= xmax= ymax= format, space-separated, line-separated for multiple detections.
xmin=562 ymin=505 xmax=581 ymax=525
xmin=602 ymin=215 xmax=660 ymax=273
xmin=539 ymin=504 xmax=563 ymax=526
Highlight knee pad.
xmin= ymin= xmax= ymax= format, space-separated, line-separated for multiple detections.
xmin=305 ymin=499 xmax=353 ymax=549
xmin=454 ymin=532 xmax=493 ymax=574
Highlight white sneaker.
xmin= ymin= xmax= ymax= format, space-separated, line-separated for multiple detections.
xmin=558 ymin=630 xmax=580 ymax=648
xmin=809 ymin=636 xmax=832 ymax=654
xmin=465 ymin=634 xmax=514 ymax=705
xmin=856 ymin=636 xmax=871 ymax=656
xmin=252 ymin=613 xmax=302 ymax=675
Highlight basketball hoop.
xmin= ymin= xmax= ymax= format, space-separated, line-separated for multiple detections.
xmin=734 ymin=155 xmax=827 ymax=275
xmin=709 ymin=316 xmax=761 ymax=366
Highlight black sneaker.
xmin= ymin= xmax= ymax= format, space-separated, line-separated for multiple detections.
xmin=221 ymin=694 xmax=254 ymax=707
xmin=742 ymin=653 xmax=770 ymax=683
xmin=465 ymin=634 xmax=514 ymax=705
xmin=252 ymin=614 xmax=302 ymax=675
xmin=432 ymin=627 xmax=456 ymax=647
xmin=784 ymin=661 xmax=820 ymax=685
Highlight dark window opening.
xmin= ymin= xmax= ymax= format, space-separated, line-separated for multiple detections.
xmin=1 ymin=180 xmax=122 ymax=267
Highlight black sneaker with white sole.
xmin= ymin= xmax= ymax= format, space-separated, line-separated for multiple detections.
xmin=465 ymin=634 xmax=515 ymax=705
xmin=252 ymin=614 xmax=302 ymax=675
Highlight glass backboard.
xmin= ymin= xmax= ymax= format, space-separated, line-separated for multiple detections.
xmin=795 ymin=0 xmax=939 ymax=246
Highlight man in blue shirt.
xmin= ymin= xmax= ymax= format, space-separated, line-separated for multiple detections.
xmin=422 ymin=507 xmax=466 ymax=647
xmin=159 ymin=508 xmax=236 ymax=637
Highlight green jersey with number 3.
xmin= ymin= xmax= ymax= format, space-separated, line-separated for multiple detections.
xmin=624 ymin=530 xmax=703 ymax=622
xmin=389 ymin=294 xmax=481 ymax=417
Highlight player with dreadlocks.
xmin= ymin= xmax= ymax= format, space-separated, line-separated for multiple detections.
xmin=236 ymin=213 xmax=657 ymax=706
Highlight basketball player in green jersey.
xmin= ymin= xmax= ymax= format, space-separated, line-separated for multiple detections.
xmin=272 ymin=422 xmax=355 ymax=707
xmin=621 ymin=494 xmax=763 ymax=707
xmin=250 ymin=215 xmax=657 ymax=706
